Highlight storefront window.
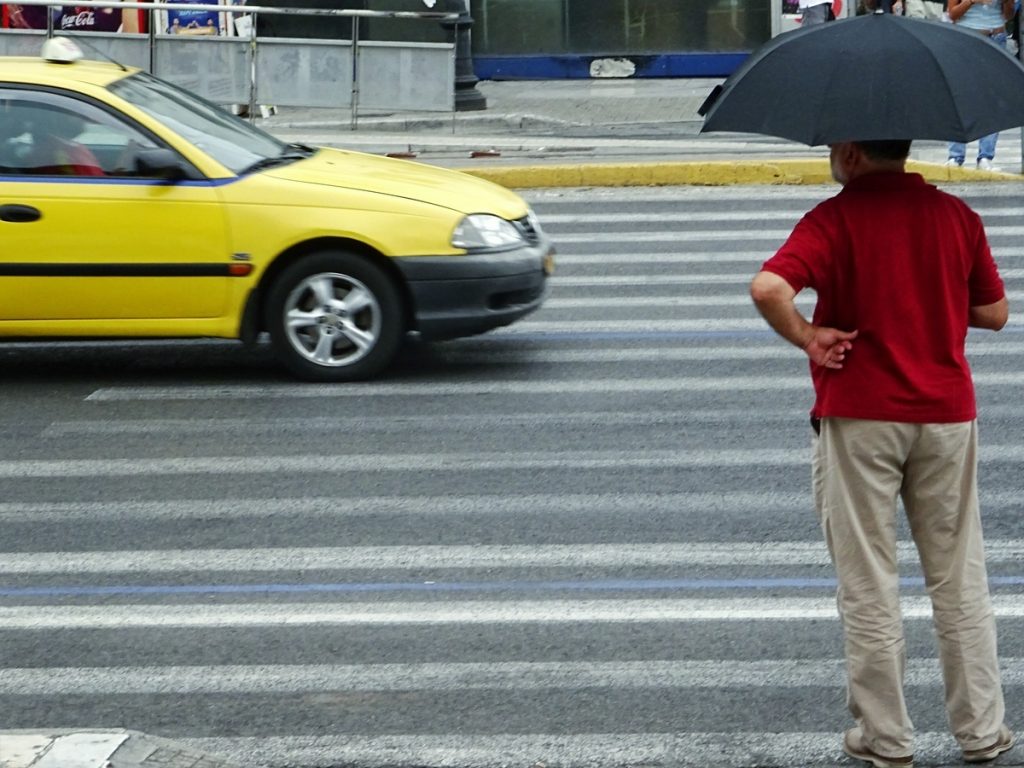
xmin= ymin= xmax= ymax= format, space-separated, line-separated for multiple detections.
xmin=475 ymin=0 xmax=565 ymax=54
xmin=472 ymin=0 xmax=769 ymax=54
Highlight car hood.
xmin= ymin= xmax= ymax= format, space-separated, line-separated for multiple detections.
xmin=263 ymin=147 xmax=529 ymax=219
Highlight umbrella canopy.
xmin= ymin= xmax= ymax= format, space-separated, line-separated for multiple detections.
xmin=699 ymin=12 xmax=1024 ymax=145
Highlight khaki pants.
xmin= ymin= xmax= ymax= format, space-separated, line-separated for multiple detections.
xmin=812 ymin=418 xmax=1004 ymax=757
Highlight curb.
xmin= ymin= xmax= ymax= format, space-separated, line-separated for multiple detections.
xmin=459 ymin=158 xmax=1023 ymax=188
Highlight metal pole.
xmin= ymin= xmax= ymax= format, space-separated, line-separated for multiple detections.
xmin=248 ymin=9 xmax=258 ymax=122
xmin=349 ymin=14 xmax=360 ymax=130
xmin=148 ymin=5 xmax=155 ymax=74
xmin=441 ymin=0 xmax=486 ymax=111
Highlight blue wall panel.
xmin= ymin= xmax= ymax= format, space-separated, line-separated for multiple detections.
xmin=474 ymin=53 xmax=750 ymax=80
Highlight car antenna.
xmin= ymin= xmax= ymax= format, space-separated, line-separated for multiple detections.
xmin=44 ymin=35 xmax=128 ymax=71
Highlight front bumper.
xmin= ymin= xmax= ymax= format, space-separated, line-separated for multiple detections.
xmin=393 ymin=237 xmax=555 ymax=341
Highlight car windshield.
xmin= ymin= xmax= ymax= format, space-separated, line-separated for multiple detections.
xmin=108 ymin=71 xmax=287 ymax=174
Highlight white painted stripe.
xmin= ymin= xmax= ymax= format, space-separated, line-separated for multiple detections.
xmin=9 ymin=657 xmax=1024 ymax=696
xmin=4 ymin=596 xmax=1024 ymax=628
xmin=555 ymin=231 xmax=792 ymax=243
xmin=545 ymin=296 xmax=811 ymax=308
xmin=0 ymin=438 xmax=899 ymax=479
xmin=0 ymin=448 xmax=809 ymax=479
xmin=303 ymin=343 xmax=1024 ymax=364
xmin=0 ymin=491 xmax=812 ymax=523
xmin=547 ymin=292 xmax=1024 ymax=309
xmin=552 ymin=276 xmax=755 ymax=286
xmin=510 ymin=318 xmax=1024 ymax=332
xmin=82 ymin=371 xmax=1024 ymax=403
xmin=555 ymin=249 xmax=1024 ymax=264
xmin=527 ymin=188 xmax=833 ymax=203
xmin=5 ymin=539 xmax=1023 ymax=574
xmin=543 ymin=212 xmax=801 ymax=225
xmin=551 ymin=269 xmax=1024 ymax=286
xmin=179 ymin=731 xmax=994 ymax=768
xmin=38 ymin=396 xmax=1024 ymax=439
xmin=84 ymin=375 xmax=808 ymax=401
xmin=553 ymin=228 xmax=1024 ymax=243
xmin=555 ymin=251 xmax=770 ymax=264
xmin=541 ymin=207 xmax=1024 ymax=225
xmin=527 ymin=183 xmax=1024 ymax=203
xmin=42 ymin=408 xmax=814 ymax=438
xmin=3 ymin=489 xmax=1021 ymax=524
xmin=544 ymin=214 xmax=1024 ymax=228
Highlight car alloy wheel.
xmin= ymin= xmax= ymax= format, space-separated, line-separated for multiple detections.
xmin=267 ymin=251 xmax=404 ymax=381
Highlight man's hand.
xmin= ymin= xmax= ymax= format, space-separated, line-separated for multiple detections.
xmin=803 ymin=327 xmax=858 ymax=369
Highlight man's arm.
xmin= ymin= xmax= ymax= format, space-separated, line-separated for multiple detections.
xmin=969 ymin=297 xmax=1009 ymax=330
xmin=750 ymin=270 xmax=857 ymax=369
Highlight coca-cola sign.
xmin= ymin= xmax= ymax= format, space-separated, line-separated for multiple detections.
xmin=61 ymin=10 xmax=95 ymax=28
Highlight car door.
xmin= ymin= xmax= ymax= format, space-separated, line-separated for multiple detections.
xmin=0 ymin=86 xmax=231 ymax=324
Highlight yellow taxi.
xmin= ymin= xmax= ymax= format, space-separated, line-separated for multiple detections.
xmin=0 ymin=39 xmax=554 ymax=381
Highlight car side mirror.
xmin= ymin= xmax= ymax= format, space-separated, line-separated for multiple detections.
xmin=136 ymin=148 xmax=187 ymax=181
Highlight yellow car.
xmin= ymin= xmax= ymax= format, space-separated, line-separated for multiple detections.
xmin=0 ymin=39 xmax=554 ymax=381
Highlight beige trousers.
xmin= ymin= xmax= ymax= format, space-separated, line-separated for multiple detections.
xmin=812 ymin=418 xmax=1004 ymax=757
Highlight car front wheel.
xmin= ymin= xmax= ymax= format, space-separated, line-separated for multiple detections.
xmin=266 ymin=251 xmax=404 ymax=382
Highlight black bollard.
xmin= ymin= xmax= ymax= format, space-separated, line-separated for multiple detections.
xmin=441 ymin=0 xmax=487 ymax=111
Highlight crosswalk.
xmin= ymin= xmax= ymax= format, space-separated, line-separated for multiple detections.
xmin=1 ymin=183 xmax=1022 ymax=768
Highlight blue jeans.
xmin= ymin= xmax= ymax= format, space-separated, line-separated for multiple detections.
xmin=949 ymin=132 xmax=998 ymax=164
xmin=948 ymin=32 xmax=1006 ymax=164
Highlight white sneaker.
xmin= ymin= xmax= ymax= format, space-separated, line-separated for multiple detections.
xmin=977 ymin=158 xmax=999 ymax=171
xmin=945 ymin=157 xmax=963 ymax=167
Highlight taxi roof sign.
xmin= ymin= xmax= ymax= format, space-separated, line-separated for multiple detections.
xmin=41 ymin=37 xmax=84 ymax=64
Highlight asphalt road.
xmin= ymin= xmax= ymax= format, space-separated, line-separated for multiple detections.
xmin=1 ymin=184 xmax=1023 ymax=768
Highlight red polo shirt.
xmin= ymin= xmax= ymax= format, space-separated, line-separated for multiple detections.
xmin=762 ymin=171 xmax=1005 ymax=423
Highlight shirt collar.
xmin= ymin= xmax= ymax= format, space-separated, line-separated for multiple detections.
xmin=841 ymin=170 xmax=928 ymax=193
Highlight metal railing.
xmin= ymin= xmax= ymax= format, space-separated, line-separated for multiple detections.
xmin=1 ymin=1 xmax=460 ymax=126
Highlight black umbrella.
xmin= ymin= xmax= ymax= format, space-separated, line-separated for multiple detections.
xmin=699 ymin=12 xmax=1024 ymax=145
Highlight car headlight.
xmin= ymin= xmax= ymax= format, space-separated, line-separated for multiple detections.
xmin=452 ymin=214 xmax=527 ymax=251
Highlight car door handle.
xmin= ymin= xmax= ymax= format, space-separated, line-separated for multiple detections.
xmin=0 ymin=204 xmax=42 ymax=223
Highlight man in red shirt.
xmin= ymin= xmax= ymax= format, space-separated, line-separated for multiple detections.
xmin=750 ymin=140 xmax=1013 ymax=768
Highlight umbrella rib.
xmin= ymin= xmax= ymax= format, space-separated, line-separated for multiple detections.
xmin=906 ymin=23 xmax=968 ymax=142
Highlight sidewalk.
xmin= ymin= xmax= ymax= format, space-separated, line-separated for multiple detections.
xmin=0 ymin=729 xmax=241 ymax=768
xmin=254 ymin=77 xmax=1024 ymax=186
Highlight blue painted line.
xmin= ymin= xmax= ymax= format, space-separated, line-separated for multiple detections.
xmin=494 ymin=330 xmax=777 ymax=342
xmin=4 ymin=575 xmax=1022 ymax=599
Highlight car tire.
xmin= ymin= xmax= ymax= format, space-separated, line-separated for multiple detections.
xmin=266 ymin=250 xmax=405 ymax=382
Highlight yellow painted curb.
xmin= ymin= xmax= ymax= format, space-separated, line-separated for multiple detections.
xmin=461 ymin=159 xmax=1023 ymax=188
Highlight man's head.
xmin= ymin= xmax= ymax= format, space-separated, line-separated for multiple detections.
xmin=829 ymin=140 xmax=912 ymax=185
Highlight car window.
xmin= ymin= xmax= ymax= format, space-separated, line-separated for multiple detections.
xmin=108 ymin=71 xmax=286 ymax=174
xmin=0 ymin=88 xmax=164 ymax=179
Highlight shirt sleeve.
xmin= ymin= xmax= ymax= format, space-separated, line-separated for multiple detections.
xmin=760 ymin=205 xmax=832 ymax=293
xmin=967 ymin=214 xmax=1005 ymax=307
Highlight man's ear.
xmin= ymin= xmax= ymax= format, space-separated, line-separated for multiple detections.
xmin=837 ymin=142 xmax=863 ymax=172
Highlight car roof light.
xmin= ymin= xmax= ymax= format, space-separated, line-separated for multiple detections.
xmin=41 ymin=37 xmax=84 ymax=64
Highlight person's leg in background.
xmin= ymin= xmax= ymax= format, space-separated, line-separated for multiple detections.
xmin=801 ymin=2 xmax=831 ymax=25
xmin=975 ymin=131 xmax=999 ymax=168
xmin=975 ymin=33 xmax=1007 ymax=169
